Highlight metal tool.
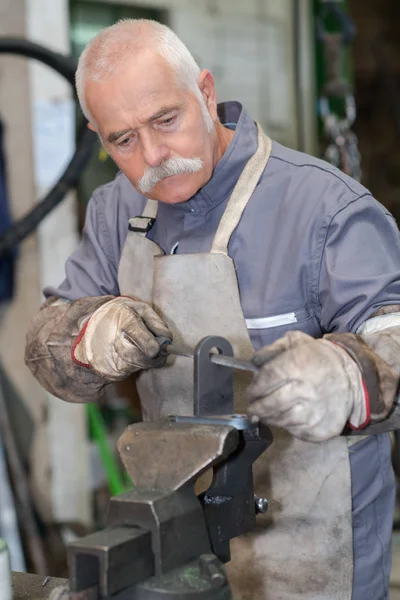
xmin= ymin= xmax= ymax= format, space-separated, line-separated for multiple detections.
xmin=160 ymin=334 xmax=258 ymax=417
xmin=66 ymin=416 xmax=272 ymax=599
xmin=13 ymin=411 xmax=272 ymax=599
xmin=12 ymin=336 xmax=272 ymax=599
xmin=158 ymin=336 xmax=259 ymax=374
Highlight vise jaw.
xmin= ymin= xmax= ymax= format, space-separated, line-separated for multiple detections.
xmin=67 ymin=417 xmax=271 ymax=600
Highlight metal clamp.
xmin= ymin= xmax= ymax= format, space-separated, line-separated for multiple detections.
xmin=194 ymin=336 xmax=235 ymax=417
xmin=128 ymin=216 xmax=155 ymax=234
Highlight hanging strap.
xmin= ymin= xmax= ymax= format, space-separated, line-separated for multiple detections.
xmin=211 ymin=124 xmax=272 ymax=255
xmin=129 ymin=199 xmax=158 ymax=237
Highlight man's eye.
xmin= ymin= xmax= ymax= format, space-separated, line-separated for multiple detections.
xmin=159 ymin=115 xmax=178 ymax=128
xmin=116 ymin=132 xmax=138 ymax=148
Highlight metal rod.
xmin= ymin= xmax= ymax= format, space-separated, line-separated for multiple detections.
xmin=160 ymin=340 xmax=259 ymax=374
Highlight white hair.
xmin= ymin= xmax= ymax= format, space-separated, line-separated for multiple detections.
xmin=75 ymin=19 xmax=213 ymax=131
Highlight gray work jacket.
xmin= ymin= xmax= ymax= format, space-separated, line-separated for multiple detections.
xmin=45 ymin=102 xmax=399 ymax=598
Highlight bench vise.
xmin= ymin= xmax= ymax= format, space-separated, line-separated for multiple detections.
xmin=13 ymin=336 xmax=273 ymax=600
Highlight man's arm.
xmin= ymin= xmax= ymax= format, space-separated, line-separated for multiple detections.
xmin=246 ymin=311 xmax=400 ymax=441
xmin=25 ymin=182 xmax=170 ymax=404
xmin=319 ymin=194 xmax=400 ymax=434
xmin=25 ymin=187 xmax=122 ymax=402
xmin=247 ymin=194 xmax=400 ymax=440
xmin=25 ymin=295 xmax=115 ymax=403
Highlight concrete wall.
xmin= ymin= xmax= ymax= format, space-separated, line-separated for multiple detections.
xmin=83 ymin=0 xmax=304 ymax=148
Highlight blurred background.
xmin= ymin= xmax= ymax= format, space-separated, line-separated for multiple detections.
xmin=1 ymin=0 xmax=400 ymax=588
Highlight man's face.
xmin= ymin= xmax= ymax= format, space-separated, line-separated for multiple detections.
xmin=85 ymin=50 xmax=218 ymax=204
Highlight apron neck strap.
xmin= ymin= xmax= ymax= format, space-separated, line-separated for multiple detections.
xmin=211 ymin=124 xmax=272 ymax=255
xmin=137 ymin=126 xmax=271 ymax=250
xmin=142 ymin=199 xmax=158 ymax=219
xmin=129 ymin=199 xmax=158 ymax=237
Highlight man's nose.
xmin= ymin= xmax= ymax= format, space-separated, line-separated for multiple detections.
xmin=140 ymin=131 xmax=169 ymax=168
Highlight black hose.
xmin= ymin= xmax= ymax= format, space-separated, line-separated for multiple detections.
xmin=0 ymin=38 xmax=78 ymax=84
xmin=0 ymin=38 xmax=97 ymax=258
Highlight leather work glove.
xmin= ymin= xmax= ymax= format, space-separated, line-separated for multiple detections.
xmin=247 ymin=331 xmax=369 ymax=442
xmin=72 ymin=296 xmax=172 ymax=380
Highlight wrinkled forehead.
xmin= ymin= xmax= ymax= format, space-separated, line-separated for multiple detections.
xmin=85 ymin=50 xmax=187 ymax=129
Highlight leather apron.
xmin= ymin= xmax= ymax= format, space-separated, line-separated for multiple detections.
xmin=118 ymin=125 xmax=353 ymax=600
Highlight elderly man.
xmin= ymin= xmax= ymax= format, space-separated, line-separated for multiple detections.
xmin=25 ymin=18 xmax=400 ymax=600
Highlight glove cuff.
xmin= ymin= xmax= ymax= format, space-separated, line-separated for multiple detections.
xmin=72 ymin=319 xmax=91 ymax=368
xmin=325 ymin=333 xmax=386 ymax=426
xmin=347 ymin=378 xmax=370 ymax=431
xmin=25 ymin=295 xmax=115 ymax=403
xmin=71 ymin=298 xmax=119 ymax=368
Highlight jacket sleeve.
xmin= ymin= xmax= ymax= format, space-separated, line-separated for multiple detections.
xmin=317 ymin=194 xmax=400 ymax=334
xmin=26 ymin=175 xmax=147 ymax=402
xmin=44 ymin=189 xmax=121 ymax=301
xmin=25 ymin=296 xmax=115 ymax=403
xmin=43 ymin=173 xmax=146 ymax=301
xmin=314 ymin=195 xmax=400 ymax=434
xmin=25 ymin=182 xmax=121 ymax=403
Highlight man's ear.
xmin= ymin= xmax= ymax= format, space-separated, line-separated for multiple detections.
xmin=87 ymin=122 xmax=95 ymax=131
xmin=198 ymin=69 xmax=218 ymax=121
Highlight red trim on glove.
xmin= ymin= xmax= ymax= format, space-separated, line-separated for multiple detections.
xmin=72 ymin=320 xmax=91 ymax=368
xmin=348 ymin=379 xmax=371 ymax=430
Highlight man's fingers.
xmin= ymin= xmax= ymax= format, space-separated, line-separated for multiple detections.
xmin=112 ymin=300 xmax=171 ymax=359
xmin=248 ymin=380 xmax=315 ymax=427
xmin=125 ymin=300 xmax=172 ymax=340
xmin=247 ymin=377 xmax=296 ymax=404
xmin=248 ymin=380 xmax=299 ymax=419
xmin=252 ymin=331 xmax=313 ymax=367
xmin=120 ymin=316 xmax=162 ymax=358
xmin=78 ymin=297 xmax=170 ymax=378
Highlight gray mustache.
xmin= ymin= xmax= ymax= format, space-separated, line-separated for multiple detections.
xmin=137 ymin=156 xmax=203 ymax=194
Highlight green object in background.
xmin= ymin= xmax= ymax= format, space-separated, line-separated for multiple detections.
xmin=87 ymin=403 xmax=131 ymax=496
xmin=313 ymin=0 xmax=354 ymax=130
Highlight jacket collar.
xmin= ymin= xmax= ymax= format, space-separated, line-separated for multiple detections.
xmin=161 ymin=101 xmax=258 ymax=215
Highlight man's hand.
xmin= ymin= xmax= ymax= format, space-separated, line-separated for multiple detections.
xmin=72 ymin=297 xmax=172 ymax=380
xmin=247 ymin=331 xmax=369 ymax=442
